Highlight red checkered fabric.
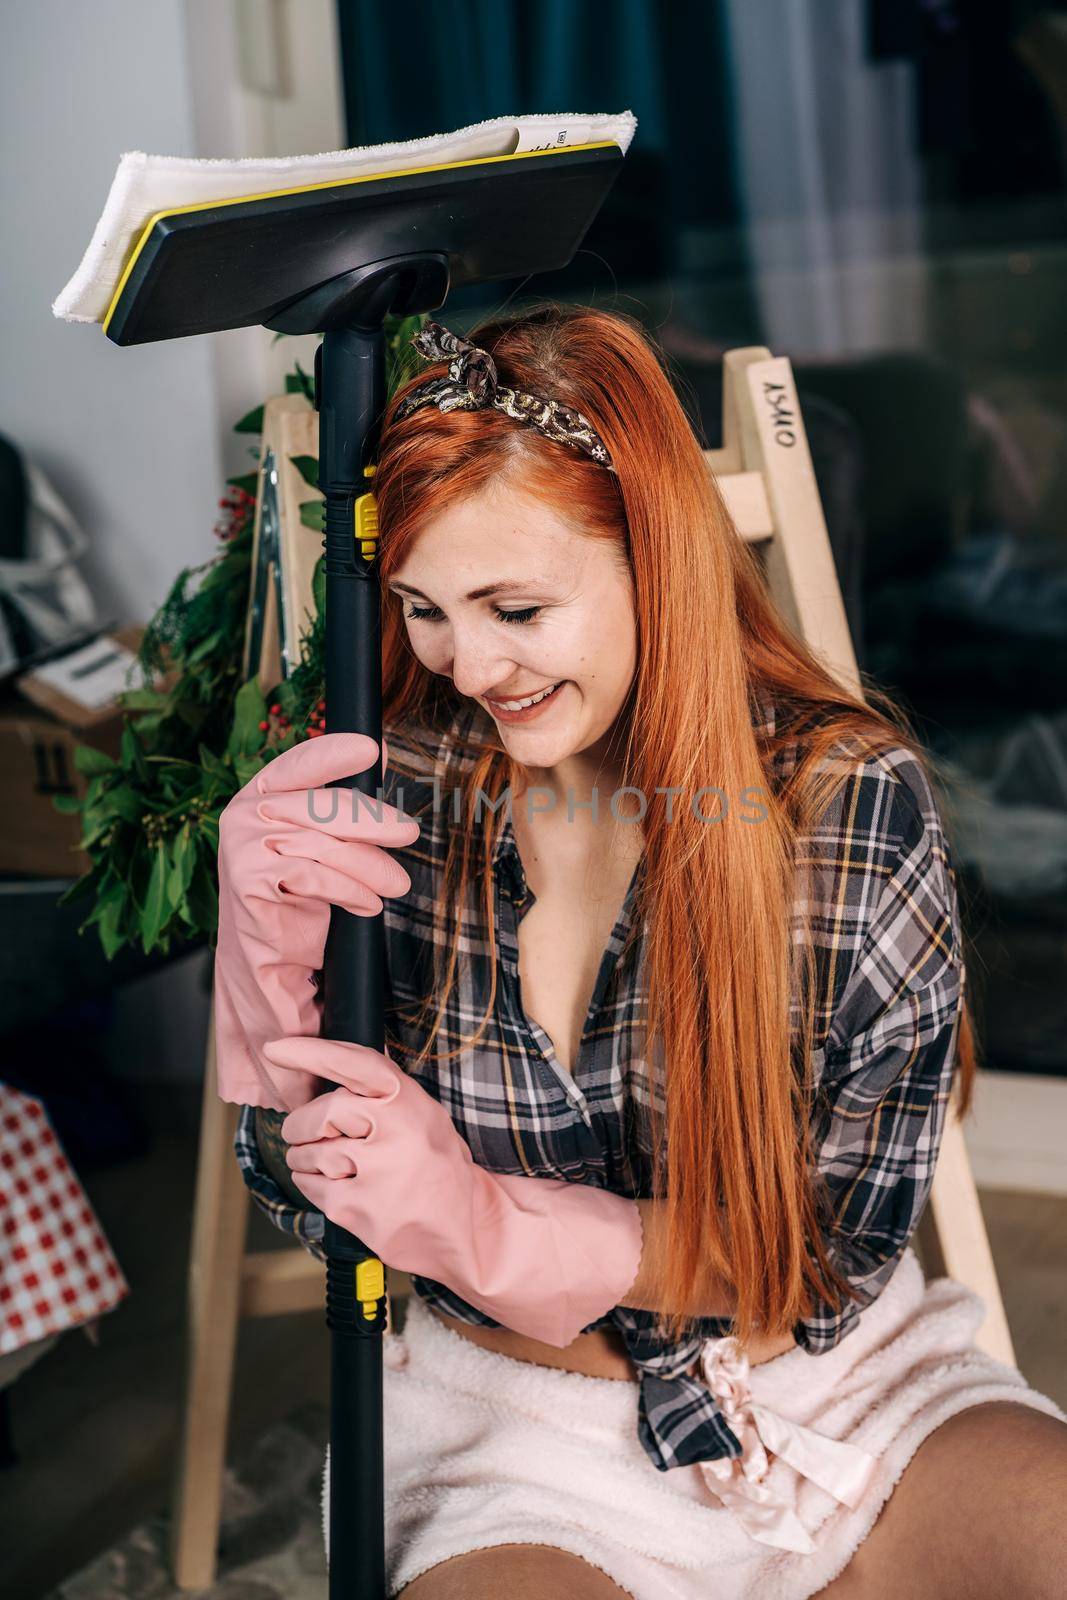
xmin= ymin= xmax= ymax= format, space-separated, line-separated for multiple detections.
xmin=1 ymin=1084 xmax=128 ymax=1356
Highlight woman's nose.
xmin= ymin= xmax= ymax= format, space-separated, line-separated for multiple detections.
xmin=448 ymin=627 xmax=516 ymax=701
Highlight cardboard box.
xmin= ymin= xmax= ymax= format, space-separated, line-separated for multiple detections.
xmin=0 ymin=626 xmax=148 ymax=879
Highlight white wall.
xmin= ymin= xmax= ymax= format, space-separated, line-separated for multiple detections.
xmin=1 ymin=0 xmax=223 ymax=624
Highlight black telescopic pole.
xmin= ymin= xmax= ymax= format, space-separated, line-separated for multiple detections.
xmin=316 ymin=317 xmax=389 ymax=1600
xmin=278 ymin=254 xmax=449 ymax=1600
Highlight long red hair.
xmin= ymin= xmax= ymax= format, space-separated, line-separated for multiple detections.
xmin=372 ymin=302 xmax=977 ymax=1343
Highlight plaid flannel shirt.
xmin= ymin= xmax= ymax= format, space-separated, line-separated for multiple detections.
xmin=234 ymin=696 xmax=965 ymax=1472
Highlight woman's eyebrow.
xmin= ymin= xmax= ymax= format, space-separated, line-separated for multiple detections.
xmin=389 ymin=579 xmax=544 ymax=602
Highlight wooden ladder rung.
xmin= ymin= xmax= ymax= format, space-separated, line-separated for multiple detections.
xmin=240 ymin=1249 xmax=324 ymax=1318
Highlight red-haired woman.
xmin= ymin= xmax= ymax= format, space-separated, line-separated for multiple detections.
xmin=214 ymin=307 xmax=1066 ymax=1600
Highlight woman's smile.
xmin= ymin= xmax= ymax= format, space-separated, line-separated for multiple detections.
xmin=482 ymin=679 xmax=568 ymax=723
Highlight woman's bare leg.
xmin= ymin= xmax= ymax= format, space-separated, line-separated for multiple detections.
xmin=397 ymin=1543 xmax=634 ymax=1599
xmin=821 ymin=1401 xmax=1067 ymax=1599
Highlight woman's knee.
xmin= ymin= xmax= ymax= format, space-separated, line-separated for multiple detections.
xmin=397 ymin=1542 xmax=634 ymax=1600
xmin=825 ymin=1401 xmax=1067 ymax=1600
xmin=921 ymin=1403 xmax=1067 ymax=1598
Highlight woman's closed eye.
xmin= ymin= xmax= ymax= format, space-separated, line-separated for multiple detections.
xmin=404 ymin=603 xmax=542 ymax=626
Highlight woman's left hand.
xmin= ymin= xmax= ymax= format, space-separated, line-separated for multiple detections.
xmin=268 ymin=1034 xmax=477 ymax=1275
xmin=265 ymin=1032 xmax=645 ymax=1349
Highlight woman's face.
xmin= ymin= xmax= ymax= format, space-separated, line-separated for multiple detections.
xmin=388 ymin=478 xmax=637 ymax=770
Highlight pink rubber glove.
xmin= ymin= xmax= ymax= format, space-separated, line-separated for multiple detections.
xmin=213 ymin=733 xmax=421 ymax=1111
xmin=269 ymin=1034 xmax=645 ymax=1348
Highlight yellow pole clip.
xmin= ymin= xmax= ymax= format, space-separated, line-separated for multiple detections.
xmin=354 ymin=462 xmax=378 ymax=559
xmin=355 ymin=1256 xmax=385 ymax=1321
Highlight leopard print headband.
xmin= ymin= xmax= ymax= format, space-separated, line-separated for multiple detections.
xmin=393 ymin=320 xmax=616 ymax=473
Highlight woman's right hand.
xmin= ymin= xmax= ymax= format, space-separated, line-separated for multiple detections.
xmin=212 ymin=731 xmax=421 ymax=1111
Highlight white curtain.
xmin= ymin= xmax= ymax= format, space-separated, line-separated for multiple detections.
xmin=723 ymin=0 xmax=928 ymax=357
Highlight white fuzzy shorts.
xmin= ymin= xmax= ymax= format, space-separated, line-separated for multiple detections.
xmin=322 ymin=1248 xmax=1065 ymax=1599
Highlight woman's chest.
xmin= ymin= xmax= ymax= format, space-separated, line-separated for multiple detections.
xmin=383 ymin=823 xmax=653 ymax=1185
xmin=515 ymin=861 xmax=638 ymax=1079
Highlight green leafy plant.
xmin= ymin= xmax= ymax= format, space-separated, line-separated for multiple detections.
xmin=58 ymin=313 xmax=426 ymax=960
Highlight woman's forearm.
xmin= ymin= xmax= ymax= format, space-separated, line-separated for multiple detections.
xmin=616 ymin=1202 xmax=798 ymax=1364
xmin=617 ymin=1200 xmax=739 ymax=1318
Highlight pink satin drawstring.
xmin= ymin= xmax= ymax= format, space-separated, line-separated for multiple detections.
xmin=697 ymin=1334 xmax=878 ymax=1554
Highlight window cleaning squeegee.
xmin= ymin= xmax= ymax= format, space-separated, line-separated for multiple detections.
xmin=53 ymin=111 xmax=635 ymax=1600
